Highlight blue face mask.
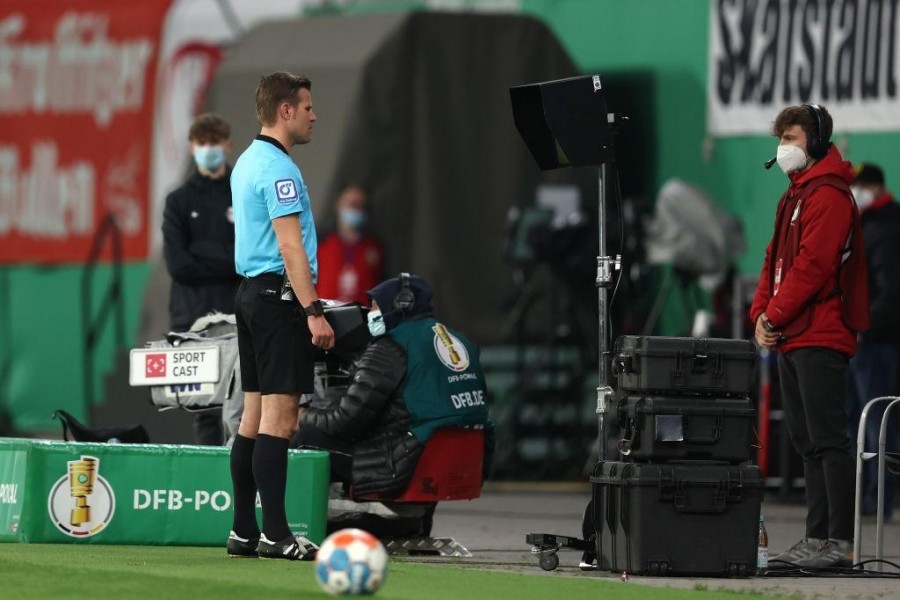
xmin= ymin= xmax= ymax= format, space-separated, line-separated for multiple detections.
xmin=367 ymin=309 xmax=386 ymax=337
xmin=193 ymin=145 xmax=226 ymax=172
xmin=339 ymin=207 xmax=367 ymax=229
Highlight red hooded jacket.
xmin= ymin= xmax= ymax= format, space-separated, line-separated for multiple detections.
xmin=750 ymin=145 xmax=870 ymax=356
xmin=316 ymin=232 xmax=384 ymax=305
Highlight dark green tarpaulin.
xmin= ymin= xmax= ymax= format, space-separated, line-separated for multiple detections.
xmin=209 ymin=12 xmax=582 ymax=342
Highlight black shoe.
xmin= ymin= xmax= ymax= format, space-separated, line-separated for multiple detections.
xmin=226 ymin=530 xmax=259 ymax=558
xmin=256 ymin=533 xmax=319 ymax=561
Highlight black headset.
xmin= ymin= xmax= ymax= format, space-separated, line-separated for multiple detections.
xmin=393 ymin=272 xmax=416 ymax=314
xmin=803 ymin=103 xmax=829 ymax=160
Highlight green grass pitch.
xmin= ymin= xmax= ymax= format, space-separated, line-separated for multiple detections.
xmin=0 ymin=544 xmax=775 ymax=599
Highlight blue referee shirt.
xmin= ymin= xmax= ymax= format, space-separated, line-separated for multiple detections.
xmin=231 ymin=136 xmax=318 ymax=280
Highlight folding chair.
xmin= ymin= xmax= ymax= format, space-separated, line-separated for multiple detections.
xmin=852 ymin=395 xmax=900 ymax=572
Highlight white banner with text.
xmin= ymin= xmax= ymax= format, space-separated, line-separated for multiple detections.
xmin=708 ymin=0 xmax=900 ymax=135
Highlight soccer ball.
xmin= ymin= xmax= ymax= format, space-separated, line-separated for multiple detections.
xmin=315 ymin=528 xmax=388 ymax=596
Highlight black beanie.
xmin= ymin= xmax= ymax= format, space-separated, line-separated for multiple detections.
xmin=855 ymin=163 xmax=885 ymax=186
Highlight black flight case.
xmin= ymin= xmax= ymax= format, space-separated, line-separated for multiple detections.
xmin=613 ymin=336 xmax=756 ymax=397
xmin=616 ymin=394 xmax=756 ymax=463
xmin=589 ymin=460 xmax=763 ymax=577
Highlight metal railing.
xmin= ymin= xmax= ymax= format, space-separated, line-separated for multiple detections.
xmin=853 ymin=396 xmax=900 ymax=571
xmin=81 ymin=213 xmax=125 ymax=412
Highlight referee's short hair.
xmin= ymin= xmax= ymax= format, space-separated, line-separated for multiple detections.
xmin=255 ymin=72 xmax=312 ymax=127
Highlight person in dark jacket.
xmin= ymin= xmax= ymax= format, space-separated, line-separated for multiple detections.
xmin=847 ymin=163 xmax=900 ymax=519
xmin=294 ymin=274 xmax=494 ymax=533
xmin=751 ymin=104 xmax=869 ymax=569
xmin=162 ymin=113 xmax=241 ymax=445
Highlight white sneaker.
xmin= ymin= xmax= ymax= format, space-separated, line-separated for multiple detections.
xmin=256 ymin=533 xmax=318 ymax=561
xmin=793 ymin=539 xmax=853 ymax=569
xmin=769 ymin=538 xmax=824 ymax=566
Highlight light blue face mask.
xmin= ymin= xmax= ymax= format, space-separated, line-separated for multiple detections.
xmin=367 ymin=309 xmax=386 ymax=337
xmin=193 ymin=145 xmax=226 ymax=172
xmin=340 ymin=207 xmax=367 ymax=229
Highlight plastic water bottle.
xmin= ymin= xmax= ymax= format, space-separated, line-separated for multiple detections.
xmin=757 ymin=515 xmax=769 ymax=572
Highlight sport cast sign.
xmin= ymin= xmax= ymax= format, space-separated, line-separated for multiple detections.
xmin=128 ymin=347 xmax=219 ymax=386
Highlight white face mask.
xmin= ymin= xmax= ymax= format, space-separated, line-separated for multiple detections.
xmin=367 ymin=309 xmax=386 ymax=337
xmin=776 ymin=144 xmax=808 ymax=175
xmin=851 ymin=185 xmax=877 ymax=211
xmin=193 ymin=145 xmax=226 ymax=172
xmin=339 ymin=207 xmax=366 ymax=229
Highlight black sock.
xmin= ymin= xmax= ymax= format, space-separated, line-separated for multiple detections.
xmin=253 ymin=434 xmax=291 ymax=541
xmin=230 ymin=434 xmax=260 ymax=539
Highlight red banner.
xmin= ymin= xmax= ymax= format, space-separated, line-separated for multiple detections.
xmin=0 ymin=0 xmax=172 ymax=264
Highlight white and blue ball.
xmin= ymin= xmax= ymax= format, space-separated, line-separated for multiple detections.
xmin=314 ymin=528 xmax=388 ymax=596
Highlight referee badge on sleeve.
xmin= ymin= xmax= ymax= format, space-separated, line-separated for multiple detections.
xmin=275 ymin=179 xmax=298 ymax=203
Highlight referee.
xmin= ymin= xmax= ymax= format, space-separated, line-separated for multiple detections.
xmin=226 ymin=71 xmax=334 ymax=560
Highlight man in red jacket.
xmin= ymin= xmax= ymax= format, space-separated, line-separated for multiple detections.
xmin=751 ymin=104 xmax=869 ymax=569
xmin=316 ymin=185 xmax=385 ymax=305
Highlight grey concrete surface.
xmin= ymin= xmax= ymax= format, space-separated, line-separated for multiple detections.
xmin=412 ymin=483 xmax=900 ymax=599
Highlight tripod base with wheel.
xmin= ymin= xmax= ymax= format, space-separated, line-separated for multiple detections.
xmin=526 ymin=500 xmax=597 ymax=571
xmin=526 ymin=532 xmax=594 ymax=571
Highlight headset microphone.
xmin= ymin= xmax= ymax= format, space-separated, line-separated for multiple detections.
xmin=764 ymin=156 xmax=777 ymax=169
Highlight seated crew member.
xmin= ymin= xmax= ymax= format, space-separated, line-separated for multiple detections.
xmin=293 ymin=273 xmax=494 ymax=535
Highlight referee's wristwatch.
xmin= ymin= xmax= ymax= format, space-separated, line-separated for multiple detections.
xmin=304 ymin=299 xmax=325 ymax=317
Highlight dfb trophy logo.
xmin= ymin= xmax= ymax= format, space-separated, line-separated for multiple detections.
xmin=47 ymin=455 xmax=116 ymax=537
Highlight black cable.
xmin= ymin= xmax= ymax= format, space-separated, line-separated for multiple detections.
xmin=853 ymin=558 xmax=900 ymax=571
xmin=763 ymin=568 xmax=900 ymax=578
xmin=762 ymin=557 xmax=900 ymax=578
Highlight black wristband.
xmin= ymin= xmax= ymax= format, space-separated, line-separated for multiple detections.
xmin=304 ymin=299 xmax=325 ymax=317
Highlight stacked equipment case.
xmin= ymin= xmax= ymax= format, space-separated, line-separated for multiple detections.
xmin=589 ymin=336 xmax=761 ymax=576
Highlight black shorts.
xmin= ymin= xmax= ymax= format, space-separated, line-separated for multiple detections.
xmin=235 ymin=274 xmax=314 ymax=395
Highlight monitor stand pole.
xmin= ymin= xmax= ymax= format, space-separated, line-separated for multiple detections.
xmin=595 ymin=162 xmax=619 ymax=462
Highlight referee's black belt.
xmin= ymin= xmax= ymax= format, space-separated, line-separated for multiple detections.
xmin=248 ymin=273 xmax=284 ymax=283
